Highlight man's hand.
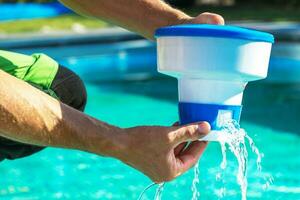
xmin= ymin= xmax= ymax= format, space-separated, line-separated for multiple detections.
xmin=180 ymin=12 xmax=225 ymax=26
xmin=0 ymin=71 xmax=210 ymax=182
xmin=113 ymin=122 xmax=210 ymax=183
xmin=59 ymin=0 xmax=224 ymax=39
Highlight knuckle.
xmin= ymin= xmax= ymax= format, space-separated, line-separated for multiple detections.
xmin=199 ymin=12 xmax=224 ymax=24
xmin=186 ymin=126 xmax=197 ymax=138
xmin=166 ymin=129 xmax=176 ymax=143
xmin=200 ymin=11 xmax=211 ymax=15
xmin=212 ymin=14 xmax=224 ymax=24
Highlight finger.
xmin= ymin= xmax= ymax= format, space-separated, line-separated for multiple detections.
xmin=176 ymin=141 xmax=208 ymax=173
xmin=174 ymin=142 xmax=187 ymax=155
xmin=170 ymin=122 xmax=211 ymax=145
xmin=194 ymin=12 xmax=225 ymax=25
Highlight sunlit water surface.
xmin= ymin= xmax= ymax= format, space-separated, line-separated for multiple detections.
xmin=1 ymin=80 xmax=299 ymax=200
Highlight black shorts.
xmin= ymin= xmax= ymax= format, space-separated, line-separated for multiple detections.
xmin=0 ymin=65 xmax=87 ymax=161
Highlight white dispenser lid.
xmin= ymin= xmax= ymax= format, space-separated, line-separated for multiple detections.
xmin=155 ymin=24 xmax=274 ymax=82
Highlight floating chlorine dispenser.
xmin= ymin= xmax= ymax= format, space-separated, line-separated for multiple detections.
xmin=155 ymin=25 xmax=274 ymax=140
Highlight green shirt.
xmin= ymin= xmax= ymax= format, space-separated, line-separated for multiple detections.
xmin=0 ymin=50 xmax=58 ymax=90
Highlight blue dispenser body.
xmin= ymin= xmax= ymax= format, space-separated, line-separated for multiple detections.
xmin=179 ymin=103 xmax=242 ymax=129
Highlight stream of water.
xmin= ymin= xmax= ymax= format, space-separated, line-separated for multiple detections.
xmin=190 ymin=120 xmax=269 ymax=200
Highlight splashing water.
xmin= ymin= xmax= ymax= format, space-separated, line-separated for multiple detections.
xmin=137 ymin=182 xmax=165 ymax=200
xmin=191 ymin=161 xmax=200 ymax=200
xmin=154 ymin=183 xmax=165 ymax=200
xmin=191 ymin=119 xmax=266 ymax=200
xmin=137 ymin=182 xmax=156 ymax=200
xmin=219 ymin=120 xmax=250 ymax=200
xmin=138 ymin=120 xmax=271 ymax=200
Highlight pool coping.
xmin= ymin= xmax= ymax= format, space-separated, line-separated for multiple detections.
xmin=0 ymin=27 xmax=143 ymax=50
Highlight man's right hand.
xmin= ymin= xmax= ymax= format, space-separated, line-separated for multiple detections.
xmin=1 ymin=69 xmax=211 ymax=183
xmin=112 ymin=122 xmax=211 ymax=183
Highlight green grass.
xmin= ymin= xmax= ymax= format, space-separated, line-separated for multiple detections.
xmin=0 ymin=14 xmax=111 ymax=34
xmin=0 ymin=5 xmax=299 ymax=34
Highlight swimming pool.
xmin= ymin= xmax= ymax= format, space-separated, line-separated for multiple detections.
xmin=0 ymin=28 xmax=300 ymax=200
xmin=1 ymin=78 xmax=299 ymax=199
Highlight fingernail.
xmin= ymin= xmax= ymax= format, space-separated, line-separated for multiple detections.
xmin=198 ymin=122 xmax=211 ymax=133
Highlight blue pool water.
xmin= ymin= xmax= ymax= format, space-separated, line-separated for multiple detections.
xmin=0 ymin=78 xmax=299 ymax=199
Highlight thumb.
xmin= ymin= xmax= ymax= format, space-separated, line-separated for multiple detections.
xmin=192 ymin=12 xmax=225 ymax=25
xmin=170 ymin=122 xmax=211 ymax=145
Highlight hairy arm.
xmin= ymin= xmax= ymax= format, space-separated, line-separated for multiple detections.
xmin=59 ymin=0 xmax=224 ymax=39
xmin=0 ymin=70 xmax=122 ymax=156
xmin=0 ymin=70 xmax=210 ymax=182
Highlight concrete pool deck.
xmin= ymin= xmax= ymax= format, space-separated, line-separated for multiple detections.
xmin=0 ymin=27 xmax=141 ymax=51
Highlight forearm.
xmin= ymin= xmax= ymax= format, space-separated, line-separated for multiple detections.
xmin=0 ymin=71 xmax=212 ymax=182
xmin=0 ymin=70 xmax=122 ymax=157
xmin=59 ymin=0 xmax=191 ymax=39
